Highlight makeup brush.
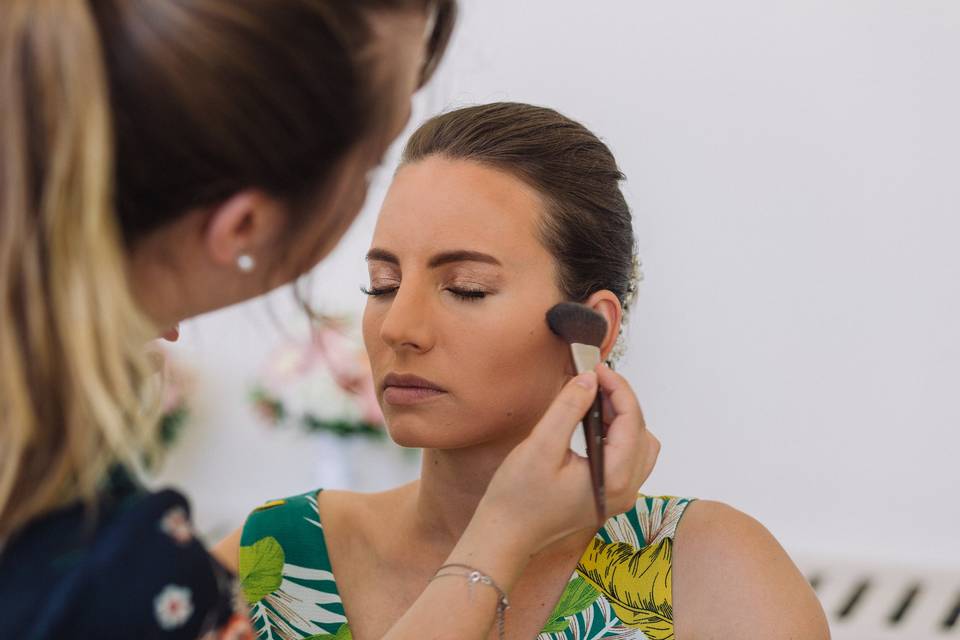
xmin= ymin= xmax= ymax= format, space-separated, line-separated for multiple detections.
xmin=546 ymin=302 xmax=608 ymax=525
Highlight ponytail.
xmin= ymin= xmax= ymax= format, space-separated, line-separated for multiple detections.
xmin=0 ymin=0 xmax=458 ymax=540
xmin=0 ymin=1 xmax=158 ymax=539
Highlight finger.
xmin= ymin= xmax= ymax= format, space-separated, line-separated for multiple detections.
xmin=528 ymin=371 xmax=598 ymax=457
xmin=604 ymin=430 xmax=660 ymax=515
xmin=595 ymin=364 xmax=641 ymax=422
xmin=633 ymin=431 xmax=660 ymax=486
xmin=597 ymin=367 xmax=652 ymax=488
xmin=596 ymin=366 xmax=644 ymax=451
xmin=601 ymin=391 xmax=615 ymax=429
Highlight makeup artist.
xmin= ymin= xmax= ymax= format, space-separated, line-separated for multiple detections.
xmin=0 ymin=1 xmax=659 ymax=638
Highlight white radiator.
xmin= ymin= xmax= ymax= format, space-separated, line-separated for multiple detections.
xmin=799 ymin=558 xmax=960 ymax=639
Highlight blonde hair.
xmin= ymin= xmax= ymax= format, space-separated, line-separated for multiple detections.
xmin=0 ymin=0 xmax=457 ymax=541
xmin=0 ymin=1 xmax=157 ymax=539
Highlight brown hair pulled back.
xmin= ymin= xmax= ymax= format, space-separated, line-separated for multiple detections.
xmin=401 ymin=102 xmax=639 ymax=356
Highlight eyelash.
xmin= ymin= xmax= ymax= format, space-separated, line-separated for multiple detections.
xmin=448 ymin=288 xmax=487 ymax=301
xmin=360 ymin=286 xmax=487 ymax=301
xmin=360 ymin=286 xmax=396 ymax=297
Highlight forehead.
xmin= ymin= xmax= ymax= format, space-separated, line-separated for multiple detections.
xmin=373 ymin=156 xmax=551 ymax=265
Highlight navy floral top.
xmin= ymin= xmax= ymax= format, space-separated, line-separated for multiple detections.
xmin=0 ymin=469 xmax=252 ymax=639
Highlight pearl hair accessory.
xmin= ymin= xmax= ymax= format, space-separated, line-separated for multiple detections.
xmin=607 ymin=252 xmax=643 ymax=366
xmin=236 ymin=254 xmax=255 ymax=273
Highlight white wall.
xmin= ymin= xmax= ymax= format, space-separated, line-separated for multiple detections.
xmin=159 ymin=0 xmax=960 ymax=568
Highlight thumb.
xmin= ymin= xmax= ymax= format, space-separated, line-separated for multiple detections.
xmin=528 ymin=371 xmax=598 ymax=456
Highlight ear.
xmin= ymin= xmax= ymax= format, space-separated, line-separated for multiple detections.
xmin=204 ymin=190 xmax=286 ymax=269
xmin=582 ymin=290 xmax=622 ymax=362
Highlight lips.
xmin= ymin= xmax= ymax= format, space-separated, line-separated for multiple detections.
xmin=381 ymin=372 xmax=446 ymax=405
xmin=382 ymin=372 xmax=445 ymax=392
xmin=161 ymin=324 xmax=180 ymax=342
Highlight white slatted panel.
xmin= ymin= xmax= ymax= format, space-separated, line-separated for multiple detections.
xmin=798 ymin=558 xmax=960 ymax=640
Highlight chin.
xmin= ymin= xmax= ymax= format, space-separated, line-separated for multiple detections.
xmin=385 ymin=408 xmax=535 ymax=452
xmin=384 ymin=413 xmax=489 ymax=450
xmin=386 ymin=424 xmax=470 ymax=450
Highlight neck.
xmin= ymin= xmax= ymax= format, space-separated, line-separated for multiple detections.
xmin=409 ymin=433 xmax=526 ymax=551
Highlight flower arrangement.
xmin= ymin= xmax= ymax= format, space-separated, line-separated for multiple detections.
xmin=159 ymin=355 xmax=192 ymax=449
xmin=140 ymin=348 xmax=194 ymax=469
xmin=250 ymin=319 xmax=386 ymax=439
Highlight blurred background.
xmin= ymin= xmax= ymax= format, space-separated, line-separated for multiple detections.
xmin=155 ymin=1 xmax=959 ymax=636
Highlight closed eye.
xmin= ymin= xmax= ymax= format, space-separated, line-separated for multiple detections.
xmin=361 ymin=285 xmax=488 ymax=302
xmin=360 ymin=285 xmax=398 ymax=297
xmin=446 ymin=287 xmax=487 ymax=301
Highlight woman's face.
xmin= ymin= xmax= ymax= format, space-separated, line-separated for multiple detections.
xmin=363 ymin=157 xmax=575 ymax=450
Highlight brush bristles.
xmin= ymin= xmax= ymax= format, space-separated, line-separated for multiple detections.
xmin=546 ymin=302 xmax=607 ymax=347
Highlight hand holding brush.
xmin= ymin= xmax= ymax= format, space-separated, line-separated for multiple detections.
xmin=546 ymin=302 xmax=611 ymax=525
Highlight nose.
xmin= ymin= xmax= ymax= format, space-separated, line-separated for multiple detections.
xmin=378 ymin=280 xmax=435 ymax=354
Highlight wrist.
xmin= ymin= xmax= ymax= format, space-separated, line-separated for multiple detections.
xmin=444 ymin=503 xmax=537 ymax=593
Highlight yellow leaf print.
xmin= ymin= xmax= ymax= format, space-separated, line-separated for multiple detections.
xmin=576 ymin=536 xmax=674 ymax=640
xmin=252 ymin=499 xmax=287 ymax=513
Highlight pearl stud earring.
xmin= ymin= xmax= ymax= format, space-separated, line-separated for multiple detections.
xmin=237 ymin=254 xmax=255 ymax=273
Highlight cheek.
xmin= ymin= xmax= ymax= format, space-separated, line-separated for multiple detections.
xmin=453 ymin=326 xmax=570 ymax=425
xmin=361 ymin=303 xmax=382 ymax=358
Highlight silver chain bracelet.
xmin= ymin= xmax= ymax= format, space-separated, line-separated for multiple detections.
xmin=431 ymin=563 xmax=511 ymax=639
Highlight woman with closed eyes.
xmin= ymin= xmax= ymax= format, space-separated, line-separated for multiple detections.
xmin=216 ymin=103 xmax=828 ymax=640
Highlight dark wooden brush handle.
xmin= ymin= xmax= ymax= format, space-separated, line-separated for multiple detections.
xmin=582 ymin=389 xmax=605 ymax=525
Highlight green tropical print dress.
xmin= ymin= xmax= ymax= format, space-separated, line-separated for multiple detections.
xmin=239 ymin=491 xmax=695 ymax=640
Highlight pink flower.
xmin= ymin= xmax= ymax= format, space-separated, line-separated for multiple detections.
xmin=261 ymin=341 xmax=321 ymax=389
xmin=255 ymin=319 xmax=385 ymax=430
xmin=312 ymin=327 xmax=384 ymax=428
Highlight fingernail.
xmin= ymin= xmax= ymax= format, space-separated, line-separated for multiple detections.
xmin=575 ymin=372 xmax=597 ymax=389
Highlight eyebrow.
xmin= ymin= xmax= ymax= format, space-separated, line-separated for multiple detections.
xmin=365 ymin=248 xmax=502 ymax=268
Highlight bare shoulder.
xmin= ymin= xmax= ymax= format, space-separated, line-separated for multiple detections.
xmin=210 ymin=487 xmax=374 ymax=575
xmin=211 ymin=527 xmax=242 ymax=574
xmin=672 ymin=500 xmax=830 ymax=640
xmin=319 ymin=485 xmax=409 ymax=528
xmin=318 ymin=483 xmax=415 ymax=546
